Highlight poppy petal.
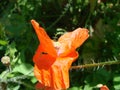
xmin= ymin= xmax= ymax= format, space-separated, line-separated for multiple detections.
xmin=34 ymin=51 xmax=78 ymax=90
xmin=31 ymin=20 xmax=57 ymax=58
xmin=35 ymin=82 xmax=54 ymax=90
xmin=31 ymin=20 xmax=57 ymax=68
xmin=32 ymin=20 xmax=89 ymax=90
xmin=100 ymin=85 xmax=109 ymax=90
xmin=58 ymin=28 xmax=89 ymax=56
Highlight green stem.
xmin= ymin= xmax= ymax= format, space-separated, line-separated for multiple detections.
xmin=71 ymin=60 xmax=120 ymax=69
xmin=85 ymin=13 xmax=91 ymax=28
xmin=7 ymin=80 xmax=34 ymax=89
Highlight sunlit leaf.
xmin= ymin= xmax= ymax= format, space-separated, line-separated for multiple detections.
xmin=0 ymin=70 xmax=9 ymax=79
xmin=0 ymin=40 xmax=8 ymax=45
xmin=68 ymin=86 xmax=82 ymax=90
xmin=83 ymin=84 xmax=93 ymax=90
xmin=5 ymin=42 xmax=17 ymax=58
xmin=13 ymin=63 xmax=33 ymax=75
xmin=31 ymin=77 xmax=37 ymax=83
xmin=113 ymin=74 xmax=120 ymax=89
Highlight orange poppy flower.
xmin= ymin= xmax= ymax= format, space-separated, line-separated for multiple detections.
xmin=31 ymin=19 xmax=89 ymax=90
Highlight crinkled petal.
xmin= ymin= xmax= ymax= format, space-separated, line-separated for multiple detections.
xmin=34 ymin=51 xmax=78 ymax=90
xmin=58 ymin=28 xmax=89 ymax=56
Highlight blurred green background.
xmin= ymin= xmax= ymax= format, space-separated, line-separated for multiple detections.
xmin=0 ymin=0 xmax=120 ymax=90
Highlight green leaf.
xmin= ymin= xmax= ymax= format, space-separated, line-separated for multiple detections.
xmin=8 ymin=85 xmax=20 ymax=90
xmin=0 ymin=70 xmax=9 ymax=79
xmin=113 ymin=74 xmax=120 ymax=89
xmin=17 ymin=0 xmax=27 ymax=6
xmin=68 ymin=87 xmax=80 ymax=90
xmin=31 ymin=77 xmax=37 ymax=83
xmin=0 ymin=40 xmax=8 ymax=45
xmin=13 ymin=63 xmax=33 ymax=75
xmin=1 ymin=14 xmax=27 ymax=37
xmin=84 ymin=84 xmax=93 ymax=90
xmin=89 ymin=0 xmax=97 ymax=13
xmin=84 ymin=68 xmax=110 ymax=86
xmin=5 ymin=42 xmax=17 ymax=58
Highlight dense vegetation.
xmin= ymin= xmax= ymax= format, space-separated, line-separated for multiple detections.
xmin=0 ymin=0 xmax=120 ymax=90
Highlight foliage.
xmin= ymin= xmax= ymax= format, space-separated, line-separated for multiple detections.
xmin=0 ymin=0 xmax=120 ymax=90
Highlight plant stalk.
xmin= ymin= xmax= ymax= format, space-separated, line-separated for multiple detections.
xmin=71 ymin=60 xmax=120 ymax=69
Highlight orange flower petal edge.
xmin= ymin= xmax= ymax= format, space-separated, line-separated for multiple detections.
xmin=31 ymin=20 xmax=57 ymax=58
xmin=31 ymin=20 xmax=57 ymax=69
xmin=31 ymin=19 xmax=89 ymax=90
xmin=58 ymin=27 xmax=89 ymax=56
xmin=100 ymin=85 xmax=109 ymax=90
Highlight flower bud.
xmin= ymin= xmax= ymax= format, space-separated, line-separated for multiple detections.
xmin=1 ymin=56 xmax=10 ymax=66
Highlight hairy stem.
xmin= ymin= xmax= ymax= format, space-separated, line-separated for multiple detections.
xmin=71 ymin=60 xmax=120 ymax=69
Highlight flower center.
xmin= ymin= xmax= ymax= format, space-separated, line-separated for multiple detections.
xmin=53 ymin=42 xmax=61 ymax=52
